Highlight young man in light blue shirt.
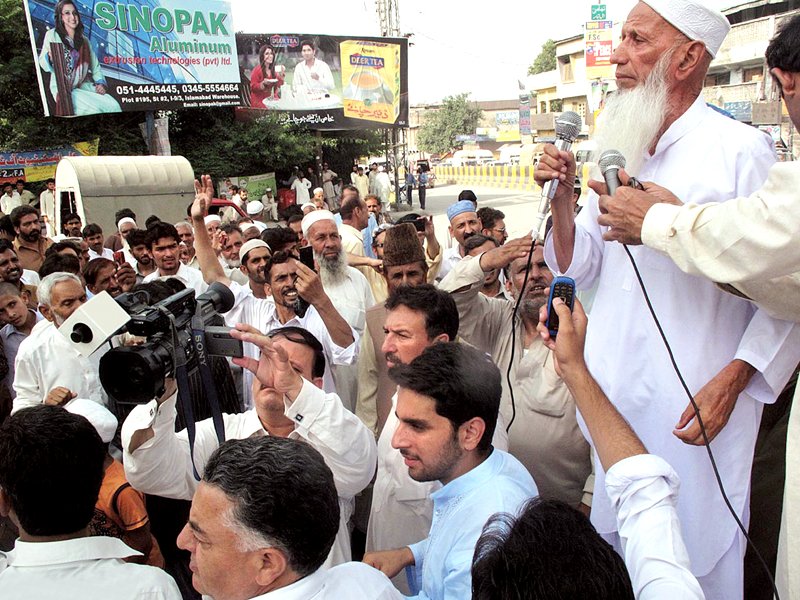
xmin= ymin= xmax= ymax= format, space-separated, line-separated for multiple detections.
xmin=363 ymin=342 xmax=537 ymax=599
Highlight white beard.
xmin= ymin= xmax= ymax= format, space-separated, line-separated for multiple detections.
xmin=593 ymin=51 xmax=673 ymax=176
xmin=316 ymin=249 xmax=348 ymax=285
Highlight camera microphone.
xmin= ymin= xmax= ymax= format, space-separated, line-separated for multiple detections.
xmin=533 ymin=111 xmax=582 ymax=239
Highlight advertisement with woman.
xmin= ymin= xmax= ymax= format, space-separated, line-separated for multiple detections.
xmin=237 ymin=33 xmax=408 ymax=130
xmin=23 ymin=0 xmax=240 ymax=117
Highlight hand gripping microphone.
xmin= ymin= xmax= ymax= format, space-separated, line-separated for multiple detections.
xmin=533 ymin=111 xmax=582 ymax=239
xmin=598 ymin=149 xmax=626 ymax=195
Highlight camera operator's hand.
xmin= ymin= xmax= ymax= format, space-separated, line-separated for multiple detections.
xmin=294 ymin=260 xmax=327 ymax=306
xmin=231 ymin=324 xmax=304 ymax=401
xmin=115 ymin=262 xmax=136 ymax=293
xmin=156 ymin=378 xmax=178 ymax=406
xmin=45 ymin=387 xmax=76 ymax=407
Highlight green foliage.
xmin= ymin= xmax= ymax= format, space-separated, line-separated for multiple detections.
xmin=528 ymin=39 xmax=557 ymax=75
xmin=417 ymin=93 xmax=482 ymax=156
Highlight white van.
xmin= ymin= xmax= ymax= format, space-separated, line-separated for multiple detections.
xmin=451 ymin=149 xmax=494 ymax=167
xmin=55 ymin=156 xmax=196 ymax=237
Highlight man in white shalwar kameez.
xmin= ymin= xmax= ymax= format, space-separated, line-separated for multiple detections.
xmin=536 ymin=2 xmax=800 ymax=598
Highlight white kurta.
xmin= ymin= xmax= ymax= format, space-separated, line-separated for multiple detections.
xmin=324 ymin=266 xmax=375 ymax=412
xmin=223 ymin=281 xmax=359 ymax=409
xmin=0 ymin=537 xmax=181 ymax=600
xmin=142 ymin=263 xmax=208 ymax=295
xmin=122 ymin=379 xmax=377 ymax=568
xmin=544 ymin=96 xmax=800 ymax=581
xmin=292 ymin=58 xmax=335 ymax=92
xmin=12 ymin=319 xmax=106 ymax=411
xmin=249 ymin=562 xmax=403 ymax=599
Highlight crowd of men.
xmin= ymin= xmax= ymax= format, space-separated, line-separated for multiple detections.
xmin=1 ymin=2 xmax=800 ymax=599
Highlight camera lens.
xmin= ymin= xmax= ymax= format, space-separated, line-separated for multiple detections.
xmin=100 ymin=343 xmax=172 ymax=404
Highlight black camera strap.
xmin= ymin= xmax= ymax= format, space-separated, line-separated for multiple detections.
xmin=166 ymin=314 xmax=202 ymax=481
xmin=191 ymin=316 xmax=226 ymax=453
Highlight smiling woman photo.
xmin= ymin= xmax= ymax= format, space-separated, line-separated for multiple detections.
xmin=38 ymin=0 xmax=121 ymax=116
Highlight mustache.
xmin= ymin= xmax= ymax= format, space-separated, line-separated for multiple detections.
xmin=384 ymin=351 xmax=401 ymax=365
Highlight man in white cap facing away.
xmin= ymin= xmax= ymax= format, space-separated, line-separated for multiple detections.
xmin=245 ymin=201 xmax=268 ymax=233
xmin=260 ymin=187 xmax=279 ymax=222
xmin=535 ymin=2 xmax=800 ymax=598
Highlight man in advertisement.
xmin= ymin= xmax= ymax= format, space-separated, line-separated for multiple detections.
xmin=293 ymin=40 xmax=335 ymax=93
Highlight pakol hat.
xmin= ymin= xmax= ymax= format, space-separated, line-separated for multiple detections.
xmin=383 ymin=223 xmax=426 ymax=268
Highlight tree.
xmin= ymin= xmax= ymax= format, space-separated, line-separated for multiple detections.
xmin=417 ymin=93 xmax=482 ymax=156
xmin=528 ymin=39 xmax=557 ymax=75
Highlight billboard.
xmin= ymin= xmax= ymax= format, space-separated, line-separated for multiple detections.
xmin=23 ymin=0 xmax=239 ymax=117
xmin=0 ymin=139 xmax=99 ymax=185
xmin=585 ymin=20 xmax=614 ymax=79
xmin=236 ymin=33 xmax=409 ymax=130
xmin=495 ymin=110 xmax=521 ymax=142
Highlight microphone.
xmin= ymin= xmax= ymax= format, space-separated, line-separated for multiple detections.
xmin=534 ymin=111 xmax=582 ymax=239
xmin=598 ymin=150 xmax=626 ymax=195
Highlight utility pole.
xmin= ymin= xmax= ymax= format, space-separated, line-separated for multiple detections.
xmin=375 ymin=0 xmax=408 ymax=208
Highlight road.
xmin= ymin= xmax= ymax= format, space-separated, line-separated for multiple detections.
xmin=393 ymin=182 xmax=541 ymax=243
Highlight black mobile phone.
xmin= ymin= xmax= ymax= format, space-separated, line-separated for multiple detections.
xmin=545 ymin=276 xmax=576 ymax=339
xmin=299 ymin=245 xmax=315 ymax=271
xmin=204 ymin=326 xmax=244 ymax=358
xmin=413 ymin=217 xmax=427 ymax=232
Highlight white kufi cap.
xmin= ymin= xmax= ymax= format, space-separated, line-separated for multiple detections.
xmin=641 ymin=0 xmax=730 ymax=57
xmin=301 ymin=209 xmax=336 ymax=237
xmin=204 ymin=214 xmax=222 ymax=225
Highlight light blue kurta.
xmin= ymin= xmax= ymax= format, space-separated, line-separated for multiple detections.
xmin=404 ymin=448 xmax=538 ymax=599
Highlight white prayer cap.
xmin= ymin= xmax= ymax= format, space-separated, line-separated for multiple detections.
xmin=65 ymin=398 xmax=118 ymax=444
xmin=313 ymin=187 xmax=324 ymax=195
xmin=301 ymin=202 xmax=316 ymax=213
xmin=204 ymin=214 xmax=221 ymax=226
xmin=246 ymin=200 xmax=264 ymax=216
xmin=117 ymin=217 xmax=136 ymax=231
xmin=239 ymin=238 xmax=270 ymax=262
xmin=641 ymin=0 xmax=730 ymax=57
xmin=301 ymin=209 xmax=335 ymax=236
xmin=265 ymin=187 xmax=272 ymax=193
xmin=240 ymin=222 xmax=259 ymax=234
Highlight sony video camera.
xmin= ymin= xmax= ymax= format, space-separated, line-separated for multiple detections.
xmin=99 ymin=282 xmax=242 ymax=404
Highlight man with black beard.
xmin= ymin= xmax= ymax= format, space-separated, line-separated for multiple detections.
xmin=301 ymin=210 xmax=374 ymax=412
xmin=10 ymin=206 xmax=51 ymax=272
xmin=535 ymin=2 xmax=800 ymax=597
xmin=439 ymin=237 xmax=593 ymax=509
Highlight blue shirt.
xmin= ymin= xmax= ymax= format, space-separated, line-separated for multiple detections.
xmin=0 ymin=310 xmax=43 ymax=399
xmin=405 ymin=448 xmax=537 ymax=599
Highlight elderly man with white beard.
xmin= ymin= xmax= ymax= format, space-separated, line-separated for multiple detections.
xmin=302 ymin=210 xmax=375 ymax=412
xmin=535 ymin=2 xmax=800 ymax=598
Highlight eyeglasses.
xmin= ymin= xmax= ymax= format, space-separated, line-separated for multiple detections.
xmin=493 ymin=227 xmax=507 ymax=234
xmin=373 ymin=243 xmax=385 ymax=248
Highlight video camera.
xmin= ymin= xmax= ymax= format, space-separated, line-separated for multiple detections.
xmin=98 ymin=282 xmax=242 ymax=404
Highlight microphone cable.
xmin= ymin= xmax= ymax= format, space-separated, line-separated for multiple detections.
xmin=505 ymin=238 xmax=537 ymax=433
xmin=621 ymin=243 xmax=781 ymax=600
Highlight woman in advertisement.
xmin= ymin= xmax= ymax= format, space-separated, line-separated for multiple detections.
xmin=38 ymin=0 xmax=121 ymax=116
xmin=249 ymin=43 xmax=285 ymax=107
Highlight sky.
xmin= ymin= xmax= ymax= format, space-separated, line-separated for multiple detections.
xmin=232 ymin=0 xmax=737 ymax=105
